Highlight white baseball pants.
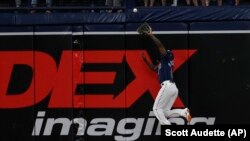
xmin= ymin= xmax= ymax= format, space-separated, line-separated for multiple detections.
xmin=153 ymin=80 xmax=187 ymax=125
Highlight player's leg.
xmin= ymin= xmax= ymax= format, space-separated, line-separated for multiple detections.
xmin=161 ymin=83 xmax=186 ymax=117
xmin=164 ymin=83 xmax=178 ymax=111
xmin=153 ymin=84 xmax=171 ymax=125
xmin=164 ymin=84 xmax=192 ymax=122
xmin=165 ymin=109 xmax=188 ymax=118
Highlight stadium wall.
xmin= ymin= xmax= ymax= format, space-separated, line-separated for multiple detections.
xmin=0 ymin=7 xmax=250 ymax=141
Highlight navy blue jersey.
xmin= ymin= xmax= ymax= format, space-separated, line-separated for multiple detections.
xmin=157 ymin=50 xmax=174 ymax=83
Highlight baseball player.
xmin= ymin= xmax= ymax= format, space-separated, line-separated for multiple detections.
xmin=142 ymin=31 xmax=192 ymax=125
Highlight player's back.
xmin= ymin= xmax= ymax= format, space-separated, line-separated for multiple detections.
xmin=158 ymin=50 xmax=174 ymax=83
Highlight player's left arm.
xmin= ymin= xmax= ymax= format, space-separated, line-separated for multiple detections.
xmin=141 ymin=53 xmax=158 ymax=71
xmin=145 ymin=32 xmax=167 ymax=56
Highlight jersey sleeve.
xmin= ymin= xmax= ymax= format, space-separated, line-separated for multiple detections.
xmin=163 ymin=50 xmax=174 ymax=61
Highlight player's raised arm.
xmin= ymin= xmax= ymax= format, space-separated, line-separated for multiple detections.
xmin=146 ymin=32 xmax=167 ymax=56
xmin=137 ymin=23 xmax=166 ymax=55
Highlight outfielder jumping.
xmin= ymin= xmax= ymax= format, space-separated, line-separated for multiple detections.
xmin=138 ymin=23 xmax=192 ymax=125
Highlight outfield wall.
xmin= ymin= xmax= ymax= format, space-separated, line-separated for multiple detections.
xmin=0 ymin=7 xmax=250 ymax=141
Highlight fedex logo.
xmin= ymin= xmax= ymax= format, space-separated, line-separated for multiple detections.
xmin=0 ymin=50 xmax=196 ymax=109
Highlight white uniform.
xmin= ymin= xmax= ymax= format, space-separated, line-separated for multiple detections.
xmin=153 ymin=80 xmax=189 ymax=125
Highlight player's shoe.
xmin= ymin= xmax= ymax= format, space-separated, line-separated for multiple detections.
xmin=184 ymin=108 xmax=192 ymax=124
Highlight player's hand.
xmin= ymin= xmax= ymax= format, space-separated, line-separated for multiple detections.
xmin=143 ymin=30 xmax=152 ymax=36
xmin=137 ymin=22 xmax=152 ymax=36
